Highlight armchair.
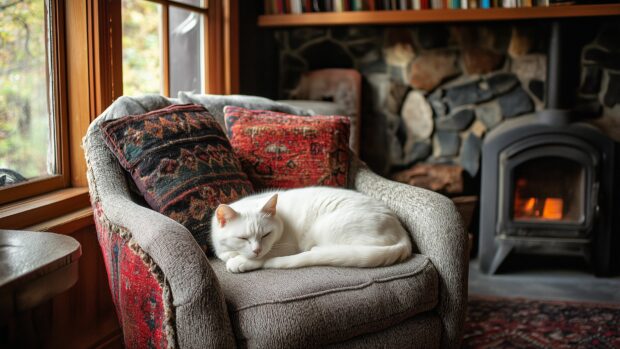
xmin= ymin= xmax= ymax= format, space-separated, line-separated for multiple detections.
xmin=83 ymin=94 xmax=468 ymax=348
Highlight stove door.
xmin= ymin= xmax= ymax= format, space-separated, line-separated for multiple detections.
xmin=498 ymin=137 xmax=599 ymax=238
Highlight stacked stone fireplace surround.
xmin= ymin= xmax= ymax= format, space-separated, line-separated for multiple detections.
xmin=273 ymin=21 xmax=620 ymax=188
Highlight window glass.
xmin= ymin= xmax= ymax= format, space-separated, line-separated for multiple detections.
xmin=0 ymin=0 xmax=54 ymax=187
xmin=121 ymin=0 xmax=163 ymax=96
xmin=169 ymin=6 xmax=203 ymax=96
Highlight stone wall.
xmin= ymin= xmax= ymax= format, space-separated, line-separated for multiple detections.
xmin=274 ymin=21 xmax=619 ymax=177
xmin=581 ymin=23 xmax=620 ymax=142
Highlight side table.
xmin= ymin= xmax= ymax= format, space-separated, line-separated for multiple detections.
xmin=0 ymin=229 xmax=82 ymax=345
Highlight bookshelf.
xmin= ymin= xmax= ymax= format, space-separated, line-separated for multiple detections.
xmin=258 ymin=4 xmax=620 ymax=27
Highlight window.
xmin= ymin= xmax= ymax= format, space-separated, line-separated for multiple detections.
xmin=122 ymin=0 xmax=208 ymax=97
xmin=0 ymin=0 xmax=68 ymax=204
xmin=0 ymin=0 xmax=235 ymax=213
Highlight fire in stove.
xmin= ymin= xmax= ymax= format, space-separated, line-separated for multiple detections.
xmin=513 ymin=178 xmax=565 ymax=221
xmin=514 ymin=195 xmax=564 ymax=221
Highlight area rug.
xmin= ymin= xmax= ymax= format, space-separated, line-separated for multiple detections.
xmin=463 ymin=296 xmax=620 ymax=348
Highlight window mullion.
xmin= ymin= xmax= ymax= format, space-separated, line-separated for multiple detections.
xmin=162 ymin=4 xmax=171 ymax=97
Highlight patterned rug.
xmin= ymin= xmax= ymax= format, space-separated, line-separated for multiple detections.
xmin=463 ymin=296 xmax=620 ymax=349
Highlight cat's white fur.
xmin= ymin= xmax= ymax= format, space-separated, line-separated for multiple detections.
xmin=211 ymin=186 xmax=412 ymax=273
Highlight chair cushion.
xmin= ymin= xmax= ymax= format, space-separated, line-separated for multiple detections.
xmin=223 ymin=106 xmax=351 ymax=190
xmin=100 ymin=104 xmax=254 ymax=251
xmin=212 ymin=254 xmax=438 ymax=348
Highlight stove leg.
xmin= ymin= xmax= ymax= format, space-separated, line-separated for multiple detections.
xmin=487 ymin=243 xmax=514 ymax=275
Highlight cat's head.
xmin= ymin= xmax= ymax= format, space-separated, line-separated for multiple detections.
xmin=211 ymin=194 xmax=283 ymax=260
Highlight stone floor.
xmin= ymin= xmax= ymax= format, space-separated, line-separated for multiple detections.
xmin=468 ymin=253 xmax=620 ymax=304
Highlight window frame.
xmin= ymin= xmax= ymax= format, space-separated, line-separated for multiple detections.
xmin=0 ymin=0 xmax=71 ymax=206
xmin=0 ymin=0 xmax=238 ymax=229
xmin=138 ymin=0 xmax=222 ymax=96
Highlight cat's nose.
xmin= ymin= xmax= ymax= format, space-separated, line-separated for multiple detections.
xmin=252 ymin=247 xmax=262 ymax=255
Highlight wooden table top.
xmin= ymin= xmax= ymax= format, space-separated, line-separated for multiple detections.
xmin=0 ymin=229 xmax=81 ymax=292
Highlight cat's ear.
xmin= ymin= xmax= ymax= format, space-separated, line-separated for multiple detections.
xmin=261 ymin=194 xmax=278 ymax=216
xmin=216 ymin=204 xmax=238 ymax=227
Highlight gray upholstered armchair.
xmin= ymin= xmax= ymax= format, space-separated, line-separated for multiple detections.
xmin=83 ymin=94 xmax=468 ymax=348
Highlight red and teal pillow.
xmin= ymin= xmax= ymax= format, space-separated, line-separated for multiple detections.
xmin=224 ymin=106 xmax=350 ymax=190
xmin=100 ymin=104 xmax=253 ymax=251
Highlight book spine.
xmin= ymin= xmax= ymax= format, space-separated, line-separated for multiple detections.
xmin=461 ymin=0 xmax=468 ymax=8
xmin=481 ymin=0 xmax=491 ymax=8
xmin=291 ymin=0 xmax=300 ymax=13
xmin=312 ymin=0 xmax=320 ymax=11
xmin=334 ymin=0 xmax=342 ymax=11
xmin=324 ymin=0 xmax=332 ymax=11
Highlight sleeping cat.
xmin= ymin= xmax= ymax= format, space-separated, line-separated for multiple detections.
xmin=211 ymin=187 xmax=412 ymax=273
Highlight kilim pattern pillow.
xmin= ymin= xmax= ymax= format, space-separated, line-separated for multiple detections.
xmin=101 ymin=104 xmax=254 ymax=251
xmin=224 ymin=106 xmax=350 ymax=190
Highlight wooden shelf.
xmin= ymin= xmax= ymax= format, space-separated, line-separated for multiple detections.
xmin=258 ymin=4 xmax=620 ymax=27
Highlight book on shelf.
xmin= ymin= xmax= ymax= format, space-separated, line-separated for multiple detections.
xmin=263 ymin=0 xmax=615 ymax=14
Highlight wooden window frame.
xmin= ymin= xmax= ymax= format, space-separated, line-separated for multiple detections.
xmin=0 ymin=0 xmax=71 ymax=206
xmin=141 ymin=0 xmax=237 ymax=96
xmin=1 ymin=0 xmax=238 ymax=229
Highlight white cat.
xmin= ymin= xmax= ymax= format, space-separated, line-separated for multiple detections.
xmin=211 ymin=186 xmax=412 ymax=273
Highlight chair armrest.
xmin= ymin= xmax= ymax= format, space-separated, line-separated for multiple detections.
xmin=84 ymin=122 xmax=236 ymax=348
xmin=99 ymin=195 xmax=236 ymax=348
xmin=351 ymin=158 xmax=468 ymax=349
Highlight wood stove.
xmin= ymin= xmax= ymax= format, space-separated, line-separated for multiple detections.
xmin=479 ymin=22 xmax=620 ymax=276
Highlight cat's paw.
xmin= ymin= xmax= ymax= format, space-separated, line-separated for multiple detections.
xmin=226 ymin=256 xmax=262 ymax=273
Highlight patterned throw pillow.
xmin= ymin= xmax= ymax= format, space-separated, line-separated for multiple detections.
xmin=224 ymin=106 xmax=350 ymax=190
xmin=101 ymin=104 xmax=254 ymax=251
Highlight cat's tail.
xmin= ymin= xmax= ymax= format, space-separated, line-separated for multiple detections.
xmin=264 ymin=235 xmax=413 ymax=269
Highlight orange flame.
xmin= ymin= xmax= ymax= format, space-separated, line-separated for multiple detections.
xmin=523 ymin=197 xmax=536 ymax=216
xmin=542 ymin=198 xmax=563 ymax=220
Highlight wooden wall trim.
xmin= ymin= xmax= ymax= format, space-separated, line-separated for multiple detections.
xmin=162 ymin=5 xmax=171 ymax=97
xmin=0 ymin=188 xmax=90 ymax=230
xmin=89 ymin=0 xmax=123 ymax=115
xmin=224 ymin=0 xmax=239 ymax=94
xmin=26 ymin=207 xmax=94 ymax=235
xmin=207 ymin=0 xmax=225 ymax=94
xmin=65 ymin=1 xmax=92 ymax=188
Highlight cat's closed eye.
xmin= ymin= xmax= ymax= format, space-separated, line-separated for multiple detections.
xmin=263 ymin=231 xmax=272 ymax=238
xmin=237 ymin=237 xmax=248 ymax=241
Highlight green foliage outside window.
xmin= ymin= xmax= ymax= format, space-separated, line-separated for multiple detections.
xmin=122 ymin=0 xmax=163 ymax=96
xmin=0 ymin=0 xmax=52 ymax=183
